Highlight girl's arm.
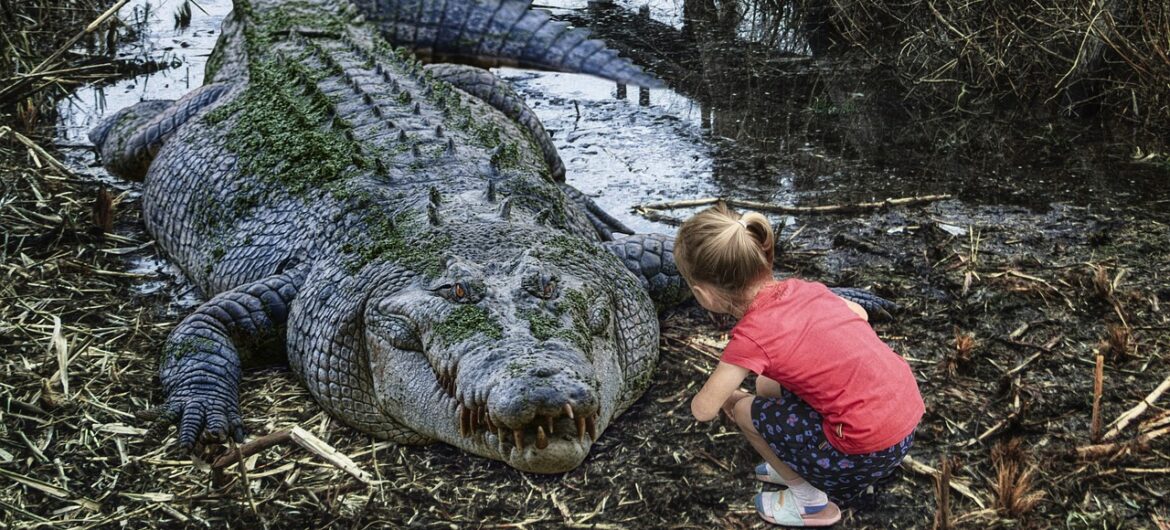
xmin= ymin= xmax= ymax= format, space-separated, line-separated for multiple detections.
xmin=691 ymin=362 xmax=751 ymax=422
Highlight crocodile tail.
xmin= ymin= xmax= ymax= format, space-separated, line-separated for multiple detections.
xmin=353 ymin=0 xmax=662 ymax=88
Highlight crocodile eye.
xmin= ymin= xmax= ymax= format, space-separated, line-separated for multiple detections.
xmin=523 ymin=271 xmax=559 ymax=299
xmin=542 ymin=279 xmax=557 ymax=298
xmin=448 ymin=281 xmax=474 ymax=303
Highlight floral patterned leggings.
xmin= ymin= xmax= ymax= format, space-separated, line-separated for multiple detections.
xmin=750 ymin=388 xmax=915 ymax=505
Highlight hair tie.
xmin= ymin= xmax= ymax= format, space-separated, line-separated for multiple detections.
xmin=737 ymin=219 xmax=748 ymax=228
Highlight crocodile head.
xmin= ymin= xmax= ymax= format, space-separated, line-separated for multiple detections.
xmin=362 ymin=223 xmax=656 ymax=473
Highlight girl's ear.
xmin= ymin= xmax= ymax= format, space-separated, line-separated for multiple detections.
xmin=691 ymin=283 xmax=721 ymax=313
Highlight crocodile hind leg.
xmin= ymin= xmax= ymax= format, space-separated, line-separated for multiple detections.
xmin=423 ymin=63 xmax=566 ymax=182
xmin=90 ymin=82 xmax=232 ymax=181
xmin=139 ymin=266 xmax=305 ymax=449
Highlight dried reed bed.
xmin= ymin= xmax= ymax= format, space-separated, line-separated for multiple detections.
xmin=798 ymin=0 xmax=1170 ymax=131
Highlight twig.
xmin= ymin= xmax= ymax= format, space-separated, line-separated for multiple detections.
xmin=288 ymin=426 xmax=374 ymax=485
xmin=1076 ymin=425 xmax=1170 ymax=459
xmin=633 ymin=194 xmax=952 ymax=216
xmin=212 ymin=429 xmax=292 ymax=469
xmin=1090 ymin=352 xmax=1105 ymax=441
xmin=902 ymin=455 xmax=986 ymax=509
xmin=1102 ymin=372 xmax=1170 ymax=441
xmin=230 ymin=439 xmax=260 ymax=517
xmin=0 ymin=126 xmax=73 ymax=176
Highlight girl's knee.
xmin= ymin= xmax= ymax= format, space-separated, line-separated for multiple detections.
xmin=733 ymin=396 xmax=757 ymax=432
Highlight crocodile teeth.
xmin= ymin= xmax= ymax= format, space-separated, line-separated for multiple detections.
xmin=576 ymin=416 xmax=586 ymax=440
xmin=485 ymin=412 xmax=495 ymax=433
xmin=458 ymin=405 xmax=470 ymax=437
xmin=514 ymin=429 xmax=525 ymax=451
xmin=586 ymin=415 xmax=597 ymax=441
xmin=563 ymin=403 xmax=574 ymax=419
xmin=536 ymin=426 xmax=548 ymax=450
xmin=545 ymin=415 xmax=554 ymax=435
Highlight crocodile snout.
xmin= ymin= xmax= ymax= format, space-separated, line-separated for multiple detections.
xmin=449 ymin=345 xmax=602 ymax=472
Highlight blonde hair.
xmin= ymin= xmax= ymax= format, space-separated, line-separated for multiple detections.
xmin=674 ymin=202 xmax=775 ymax=298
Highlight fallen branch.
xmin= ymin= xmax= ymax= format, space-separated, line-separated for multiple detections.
xmin=634 ymin=194 xmax=952 ymax=215
xmin=211 ymin=426 xmax=374 ymax=486
xmin=1102 ymin=371 xmax=1170 ymax=441
xmin=289 ymin=426 xmax=374 ymax=485
xmin=212 ymin=429 xmax=292 ymax=469
xmin=902 ymin=455 xmax=986 ymax=509
xmin=1076 ymin=425 xmax=1170 ymax=459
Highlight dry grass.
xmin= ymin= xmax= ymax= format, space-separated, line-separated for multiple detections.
xmin=791 ymin=0 xmax=1170 ymax=134
xmin=942 ymin=328 xmax=977 ymax=378
xmin=989 ymin=439 xmax=1045 ymax=520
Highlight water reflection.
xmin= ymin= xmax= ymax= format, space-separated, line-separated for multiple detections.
xmin=566 ymin=0 xmax=1170 ymax=206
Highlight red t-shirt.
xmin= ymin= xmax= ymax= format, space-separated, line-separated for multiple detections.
xmin=722 ymin=279 xmax=924 ymax=454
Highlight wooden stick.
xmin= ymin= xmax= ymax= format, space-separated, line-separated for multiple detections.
xmin=934 ymin=457 xmax=952 ymax=530
xmin=634 ymin=194 xmax=952 ymax=215
xmin=1090 ymin=352 xmax=1105 ymax=441
xmin=902 ymin=455 xmax=986 ymax=509
xmin=212 ymin=429 xmax=292 ymax=469
xmin=1076 ymin=425 xmax=1170 ymax=459
xmin=288 ymin=426 xmax=374 ymax=485
xmin=1102 ymin=372 xmax=1170 ymax=441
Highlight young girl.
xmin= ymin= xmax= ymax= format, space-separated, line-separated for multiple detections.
xmin=675 ymin=204 xmax=924 ymax=527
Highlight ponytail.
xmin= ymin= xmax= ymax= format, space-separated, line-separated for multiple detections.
xmin=674 ymin=202 xmax=775 ymax=295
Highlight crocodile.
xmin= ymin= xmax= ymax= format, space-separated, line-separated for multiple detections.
xmin=91 ymin=0 xmax=893 ymax=473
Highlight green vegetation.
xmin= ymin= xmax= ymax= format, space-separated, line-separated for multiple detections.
xmin=204 ymin=56 xmax=363 ymax=196
xmin=341 ymin=211 xmax=450 ymax=275
xmin=434 ymin=305 xmax=503 ymax=345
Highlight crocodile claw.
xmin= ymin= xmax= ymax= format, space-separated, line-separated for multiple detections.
xmin=829 ymin=287 xmax=898 ymax=322
xmin=136 ymin=396 xmax=245 ymax=450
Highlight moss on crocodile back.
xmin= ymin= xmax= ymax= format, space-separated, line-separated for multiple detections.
xmin=341 ymin=210 xmax=451 ymax=276
xmin=203 ymin=54 xmax=365 ymax=197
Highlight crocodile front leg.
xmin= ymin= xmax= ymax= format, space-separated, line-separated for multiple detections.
xmin=143 ymin=266 xmax=305 ymax=449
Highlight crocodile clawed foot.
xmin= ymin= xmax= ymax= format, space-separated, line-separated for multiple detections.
xmin=136 ymin=398 xmax=245 ymax=450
